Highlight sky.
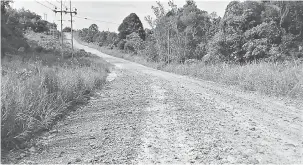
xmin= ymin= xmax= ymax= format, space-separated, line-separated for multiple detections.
xmin=12 ymin=0 xmax=231 ymax=32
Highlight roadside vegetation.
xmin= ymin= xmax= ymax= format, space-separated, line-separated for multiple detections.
xmin=1 ymin=1 xmax=109 ymax=151
xmin=76 ymin=0 xmax=303 ymax=99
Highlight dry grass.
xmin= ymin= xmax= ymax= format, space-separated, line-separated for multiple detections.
xmin=1 ymin=34 xmax=110 ymax=150
xmin=163 ymin=62 xmax=303 ymax=98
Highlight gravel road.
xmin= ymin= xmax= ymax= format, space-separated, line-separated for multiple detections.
xmin=13 ymin=34 xmax=303 ymax=164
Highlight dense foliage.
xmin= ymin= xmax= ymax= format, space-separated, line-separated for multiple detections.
xmin=1 ymin=1 xmax=57 ymax=57
xmin=63 ymin=26 xmax=72 ymax=32
xmin=77 ymin=24 xmax=118 ymax=48
xmin=78 ymin=0 xmax=303 ymax=64
xmin=145 ymin=0 xmax=303 ymax=63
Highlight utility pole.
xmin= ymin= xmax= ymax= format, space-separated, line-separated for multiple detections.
xmin=60 ymin=0 xmax=63 ymax=58
xmin=167 ymin=29 xmax=170 ymax=63
xmin=53 ymin=0 xmax=77 ymax=58
xmin=43 ymin=13 xmax=47 ymax=20
xmin=70 ymin=0 xmax=74 ymax=57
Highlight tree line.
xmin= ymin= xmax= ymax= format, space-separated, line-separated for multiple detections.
xmin=78 ymin=0 xmax=303 ymax=64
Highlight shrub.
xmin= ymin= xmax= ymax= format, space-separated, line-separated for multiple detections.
xmin=35 ymin=46 xmax=43 ymax=53
xmin=139 ymin=41 xmax=159 ymax=62
xmin=124 ymin=32 xmax=144 ymax=54
xmin=124 ymin=41 xmax=135 ymax=52
xmin=117 ymin=40 xmax=126 ymax=50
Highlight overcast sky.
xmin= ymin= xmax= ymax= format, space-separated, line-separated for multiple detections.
xmin=12 ymin=0 xmax=231 ymax=32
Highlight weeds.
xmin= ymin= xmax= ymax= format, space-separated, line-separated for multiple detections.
xmin=1 ymin=39 xmax=110 ymax=150
xmin=163 ymin=62 xmax=303 ymax=98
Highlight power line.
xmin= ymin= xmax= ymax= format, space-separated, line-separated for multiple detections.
xmin=63 ymin=0 xmax=68 ymax=8
xmin=34 ymin=0 xmax=54 ymax=10
xmin=45 ymin=0 xmax=57 ymax=8
xmin=74 ymin=16 xmax=120 ymax=25
xmin=55 ymin=0 xmax=69 ymax=10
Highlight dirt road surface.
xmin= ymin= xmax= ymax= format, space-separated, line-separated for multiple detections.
xmin=12 ymin=33 xmax=303 ymax=164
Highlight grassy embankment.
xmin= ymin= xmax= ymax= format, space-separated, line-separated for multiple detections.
xmin=1 ymin=31 xmax=110 ymax=150
xmin=74 ymin=34 xmax=303 ymax=100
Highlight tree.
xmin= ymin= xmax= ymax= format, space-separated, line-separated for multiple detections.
xmin=1 ymin=1 xmax=29 ymax=56
xmin=63 ymin=27 xmax=71 ymax=32
xmin=118 ymin=13 xmax=146 ymax=40
xmin=33 ymin=20 xmax=49 ymax=32
xmin=124 ymin=32 xmax=144 ymax=53
xmin=89 ymin=24 xmax=98 ymax=34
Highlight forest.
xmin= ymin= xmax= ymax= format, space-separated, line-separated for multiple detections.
xmin=77 ymin=0 xmax=303 ymax=64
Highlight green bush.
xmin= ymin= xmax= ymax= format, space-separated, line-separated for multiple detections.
xmin=34 ymin=46 xmax=43 ymax=53
xmin=117 ymin=40 xmax=126 ymax=50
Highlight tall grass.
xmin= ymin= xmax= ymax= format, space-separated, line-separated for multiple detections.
xmin=163 ymin=62 xmax=303 ymax=98
xmin=1 ymin=50 xmax=110 ymax=150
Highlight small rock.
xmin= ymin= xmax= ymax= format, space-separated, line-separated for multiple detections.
xmin=190 ymin=160 xmax=195 ymax=163
xmin=29 ymin=147 xmax=36 ymax=153
xmin=243 ymin=154 xmax=249 ymax=158
xmin=18 ymin=47 xmax=25 ymax=52
xmin=23 ymin=160 xmax=34 ymax=164
xmin=250 ymin=127 xmax=256 ymax=131
xmin=75 ymin=158 xmax=81 ymax=162
xmin=215 ymin=154 xmax=222 ymax=160
xmin=89 ymin=136 xmax=96 ymax=139
xmin=284 ymin=143 xmax=296 ymax=147
xmin=58 ymin=151 xmax=65 ymax=157
xmin=147 ymin=144 xmax=152 ymax=148
xmin=49 ymin=129 xmax=58 ymax=134
xmin=226 ymin=155 xmax=236 ymax=163
xmin=248 ymin=157 xmax=259 ymax=164
xmin=258 ymin=148 xmax=265 ymax=154
xmin=18 ymin=153 xmax=26 ymax=159
xmin=174 ymin=156 xmax=178 ymax=159
xmin=186 ymin=128 xmax=190 ymax=131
